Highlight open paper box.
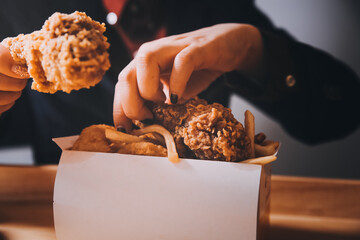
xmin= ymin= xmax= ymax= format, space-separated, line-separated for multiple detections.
xmin=53 ymin=136 xmax=272 ymax=240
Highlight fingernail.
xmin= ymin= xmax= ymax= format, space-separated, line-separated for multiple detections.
xmin=116 ymin=125 xmax=126 ymax=133
xmin=140 ymin=118 xmax=154 ymax=125
xmin=170 ymin=93 xmax=178 ymax=104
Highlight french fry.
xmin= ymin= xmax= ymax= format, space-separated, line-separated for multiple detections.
xmin=255 ymin=132 xmax=266 ymax=144
xmin=115 ymin=141 xmax=167 ymax=157
xmin=245 ymin=110 xmax=255 ymax=158
xmin=132 ymin=124 xmax=179 ymax=163
xmin=141 ymin=132 xmax=166 ymax=146
xmin=255 ymin=140 xmax=280 ymax=157
xmin=263 ymin=140 xmax=280 ymax=150
xmin=105 ymin=128 xmax=142 ymax=143
xmin=241 ymin=155 xmax=277 ymax=165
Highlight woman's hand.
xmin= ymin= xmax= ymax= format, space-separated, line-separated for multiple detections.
xmin=0 ymin=44 xmax=28 ymax=115
xmin=113 ymin=23 xmax=263 ymax=131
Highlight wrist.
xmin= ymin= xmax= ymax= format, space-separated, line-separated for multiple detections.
xmin=235 ymin=24 xmax=264 ymax=81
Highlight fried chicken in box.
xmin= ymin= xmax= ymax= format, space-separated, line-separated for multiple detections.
xmin=72 ymin=99 xmax=278 ymax=163
xmin=2 ymin=11 xmax=110 ymax=93
xmin=146 ymin=98 xmax=252 ymax=161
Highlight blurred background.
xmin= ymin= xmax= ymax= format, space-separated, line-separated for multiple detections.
xmin=232 ymin=0 xmax=360 ymax=179
xmin=1 ymin=0 xmax=359 ymax=179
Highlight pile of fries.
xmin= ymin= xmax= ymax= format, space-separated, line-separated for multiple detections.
xmin=243 ymin=110 xmax=279 ymax=165
xmin=105 ymin=125 xmax=179 ymax=163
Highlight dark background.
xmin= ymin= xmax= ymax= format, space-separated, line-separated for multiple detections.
xmin=231 ymin=0 xmax=360 ymax=179
xmin=0 ymin=0 xmax=359 ymax=179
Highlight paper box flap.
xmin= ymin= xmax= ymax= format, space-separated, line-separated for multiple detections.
xmin=53 ymin=136 xmax=79 ymax=150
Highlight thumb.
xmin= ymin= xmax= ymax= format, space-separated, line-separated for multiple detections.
xmin=0 ymin=41 xmax=29 ymax=79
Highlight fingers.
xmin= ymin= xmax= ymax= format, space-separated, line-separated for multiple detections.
xmin=168 ymin=47 xmax=196 ymax=102
xmin=0 ymin=73 xmax=27 ymax=91
xmin=136 ymin=55 xmax=165 ymax=102
xmin=0 ymin=102 xmax=15 ymax=115
xmin=0 ymin=44 xmax=28 ymax=79
xmin=135 ymin=41 xmax=185 ymax=102
xmin=181 ymin=70 xmax=222 ymax=100
xmin=113 ymin=61 xmax=153 ymax=132
xmin=0 ymin=45 xmax=28 ymax=115
xmin=0 ymin=91 xmax=22 ymax=105
xmin=114 ymin=31 xmax=225 ymax=126
xmin=169 ymin=45 xmax=213 ymax=102
xmin=113 ymin=93 xmax=132 ymax=132
xmin=0 ymin=91 xmax=21 ymax=115
xmin=114 ymin=40 xmax=192 ymax=130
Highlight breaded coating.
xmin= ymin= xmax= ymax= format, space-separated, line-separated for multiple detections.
xmin=147 ymin=99 xmax=252 ymax=162
xmin=72 ymin=124 xmax=114 ymax=153
xmin=114 ymin=142 xmax=167 ymax=157
xmin=2 ymin=11 xmax=110 ymax=93
xmin=72 ymin=124 xmax=168 ymax=157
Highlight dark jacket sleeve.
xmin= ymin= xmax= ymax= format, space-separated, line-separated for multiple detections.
xmin=223 ymin=3 xmax=360 ymax=145
xmin=215 ymin=2 xmax=360 ymax=144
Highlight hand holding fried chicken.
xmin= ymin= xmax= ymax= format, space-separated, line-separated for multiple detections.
xmin=2 ymin=11 xmax=110 ymax=94
xmin=113 ymin=23 xmax=264 ymax=132
xmin=74 ymin=98 xmax=278 ymax=163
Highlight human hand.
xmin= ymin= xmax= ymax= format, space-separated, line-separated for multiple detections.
xmin=113 ymin=23 xmax=263 ymax=131
xmin=0 ymin=43 xmax=28 ymax=115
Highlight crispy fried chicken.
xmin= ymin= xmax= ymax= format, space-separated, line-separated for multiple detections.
xmin=2 ymin=11 xmax=110 ymax=93
xmin=72 ymin=124 xmax=167 ymax=157
xmin=72 ymin=100 xmax=257 ymax=162
xmin=145 ymin=99 xmax=252 ymax=162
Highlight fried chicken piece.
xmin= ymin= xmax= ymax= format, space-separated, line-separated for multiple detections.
xmin=72 ymin=124 xmax=167 ymax=157
xmin=73 ymin=99 xmax=251 ymax=161
xmin=147 ymin=99 xmax=252 ymax=162
xmin=114 ymin=142 xmax=167 ymax=157
xmin=2 ymin=11 xmax=110 ymax=93
xmin=72 ymin=124 xmax=113 ymax=153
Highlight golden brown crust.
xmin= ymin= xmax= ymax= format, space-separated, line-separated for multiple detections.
xmin=180 ymin=105 xmax=251 ymax=161
xmin=148 ymin=99 xmax=252 ymax=162
xmin=2 ymin=11 xmax=110 ymax=93
xmin=72 ymin=124 xmax=168 ymax=158
xmin=71 ymin=124 xmax=114 ymax=153
xmin=114 ymin=142 xmax=167 ymax=157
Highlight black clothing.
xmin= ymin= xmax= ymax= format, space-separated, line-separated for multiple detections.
xmin=0 ymin=0 xmax=359 ymax=164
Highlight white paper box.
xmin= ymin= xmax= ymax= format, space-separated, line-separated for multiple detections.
xmin=53 ymin=136 xmax=271 ymax=240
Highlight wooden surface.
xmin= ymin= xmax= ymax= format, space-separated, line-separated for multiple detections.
xmin=0 ymin=165 xmax=359 ymax=240
xmin=269 ymin=175 xmax=360 ymax=240
xmin=0 ymin=165 xmax=57 ymax=240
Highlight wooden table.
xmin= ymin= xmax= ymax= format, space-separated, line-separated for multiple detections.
xmin=0 ymin=165 xmax=359 ymax=240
